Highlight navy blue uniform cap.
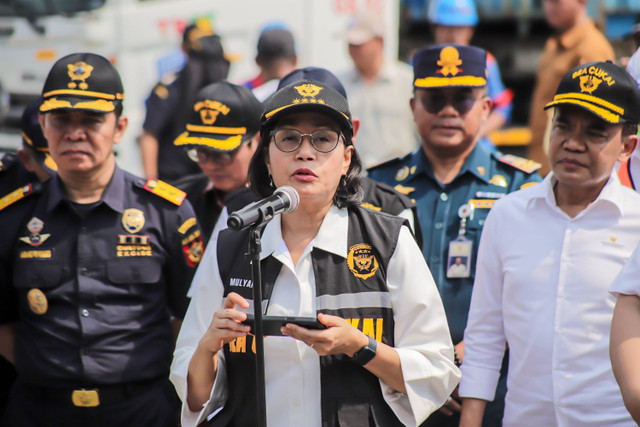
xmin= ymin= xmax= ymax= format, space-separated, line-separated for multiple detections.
xmin=412 ymin=44 xmax=487 ymax=89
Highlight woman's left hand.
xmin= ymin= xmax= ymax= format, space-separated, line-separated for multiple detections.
xmin=281 ymin=313 xmax=369 ymax=357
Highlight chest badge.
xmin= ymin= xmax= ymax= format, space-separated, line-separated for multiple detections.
xmin=122 ymin=209 xmax=145 ymax=234
xmin=395 ymin=166 xmax=410 ymax=181
xmin=489 ymin=174 xmax=507 ymax=187
xmin=347 ymin=243 xmax=379 ymax=280
xmin=19 ymin=217 xmax=51 ymax=246
xmin=27 ymin=288 xmax=48 ymax=315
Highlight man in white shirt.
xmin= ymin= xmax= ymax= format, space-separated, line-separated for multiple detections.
xmin=339 ymin=10 xmax=418 ymax=166
xmin=459 ymin=61 xmax=640 ymax=426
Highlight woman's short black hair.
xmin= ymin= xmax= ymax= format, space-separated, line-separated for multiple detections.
xmin=249 ymin=120 xmax=363 ymax=208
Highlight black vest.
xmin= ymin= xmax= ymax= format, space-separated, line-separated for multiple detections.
xmin=211 ymin=206 xmax=407 ymax=426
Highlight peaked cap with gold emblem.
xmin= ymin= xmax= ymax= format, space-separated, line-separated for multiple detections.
xmin=174 ymin=81 xmax=262 ymax=152
xmin=261 ymin=79 xmax=353 ymax=136
xmin=39 ymin=52 xmax=124 ymax=114
xmin=412 ymin=44 xmax=487 ymax=89
xmin=544 ymin=61 xmax=640 ymax=124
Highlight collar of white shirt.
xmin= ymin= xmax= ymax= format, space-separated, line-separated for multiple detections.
xmin=259 ymin=204 xmax=349 ymax=260
xmin=526 ymin=172 xmax=625 ymax=217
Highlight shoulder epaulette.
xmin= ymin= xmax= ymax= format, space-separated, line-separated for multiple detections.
xmin=498 ymin=154 xmax=541 ymax=174
xmin=143 ymin=178 xmax=186 ymax=206
xmin=0 ymin=183 xmax=35 ymax=211
xmin=367 ymin=155 xmax=406 ymax=172
xmin=152 ymin=83 xmax=170 ymax=100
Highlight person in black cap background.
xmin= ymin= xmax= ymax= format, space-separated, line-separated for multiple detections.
xmin=0 ymin=97 xmax=55 ymax=420
xmin=140 ymin=29 xmax=231 ymax=183
xmin=276 ymin=66 xmax=423 ymax=247
xmin=460 ymin=61 xmax=640 ymax=426
xmin=0 ymin=98 xmax=56 ymax=196
xmin=243 ymin=25 xmax=298 ymax=102
xmin=172 ymin=81 xmax=262 ymax=252
xmin=368 ymin=44 xmax=541 ymax=426
xmin=171 ymin=67 xmax=460 ymax=426
xmin=0 ymin=52 xmax=202 ymax=427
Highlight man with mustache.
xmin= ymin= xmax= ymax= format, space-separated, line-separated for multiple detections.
xmin=459 ymin=61 xmax=640 ymax=426
xmin=368 ymin=44 xmax=541 ymax=426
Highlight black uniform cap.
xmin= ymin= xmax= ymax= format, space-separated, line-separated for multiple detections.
xmin=544 ymin=60 xmax=640 ymax=124
xmin=39 ymin=52 xmax=124 ymax=114
xmin=174 ymin=81 xmax=262 ymax=152
xmin=262 ymin=79 xmax=352 ymax=136
xmin=412 ymin=44 xmax=487 ymax=89
xmin=22 ymin=97 xmax=57 ymax=174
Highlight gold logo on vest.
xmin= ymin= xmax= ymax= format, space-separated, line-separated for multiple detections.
xmin=347 ymin=243 xmax=379 ymax=280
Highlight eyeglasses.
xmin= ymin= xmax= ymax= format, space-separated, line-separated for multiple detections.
xmin=270 ymin=129 xmax=342 ymax=153
xmin=418 ymin=90 xmax=481 ymax=115
xmin=187 ymin=147 xmax=238 ymax=166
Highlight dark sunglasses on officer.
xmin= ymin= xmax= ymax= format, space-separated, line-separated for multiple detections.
xmin=417 ymin=87 xmax=484 ymax=115
xmin=187 ymin=140 xmax=251 ymax=167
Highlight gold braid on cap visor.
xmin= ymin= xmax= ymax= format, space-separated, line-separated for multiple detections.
xmin=174 ymin=131 xmax=243 ymax=151
xmin=414 ymin=76 xmax=487 ymax=88
xmin=545 ymin=92 xmax=624 ymax=123
xmin=39 ymin=98 xmax=116 ymax=112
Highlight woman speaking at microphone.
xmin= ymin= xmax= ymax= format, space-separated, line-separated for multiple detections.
xmin=170 ymin=78 xmax=460 ymax=427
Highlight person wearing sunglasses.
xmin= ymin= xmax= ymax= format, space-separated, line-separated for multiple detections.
xmin=171 ymin=77 xmax=461 ymax=426
xmin=173 ymin=81 xmax=262 ymax=250
xmin=368 ymin=44 xmax=541 ymax=427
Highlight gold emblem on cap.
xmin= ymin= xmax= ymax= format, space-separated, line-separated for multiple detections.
xmin=194 ymin=100 xmax=231 ymax=125
xmin=347 ymin=243 xmax=379 ymax=280
xmin=579 ymin=75 xmax=603 ymax=94
xmin=66 ymin=62 xmax=94 ymax=90
xmin=27 ymin=288 xmax=48 ymax=315
xmin=122 ymin=209 xmax=145 ymax=234
xmin=295 ymin=84 xmax=323 ymax=98
xmin=437 ymin=46 xmax=463 ymax=77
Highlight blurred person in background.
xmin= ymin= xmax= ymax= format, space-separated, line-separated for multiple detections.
xmin=339 ymin=9 xmax=418 ymax=167
xmin=140 ymin=26 xmax=230 ymax=183
xmin=527 ymin=0 xmax=614 ymax=176
xmin=243 ymin=25 xmax=298 ymax=102
xmin=428 ymin=0 xmax=514 ymax=150
xmin=0 ymin=97 xmax=55 ymax=419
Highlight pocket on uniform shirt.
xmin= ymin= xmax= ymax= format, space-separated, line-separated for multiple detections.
xmin=106 ymin=257 xmax=163 ymax=285
xmin=13 ymin=260 xmax=62 ymax=289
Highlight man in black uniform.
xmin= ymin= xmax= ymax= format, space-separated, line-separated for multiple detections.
xmin=0 ymin=97 xmax=56 ymax=419
xmin=0 ymin=53 xmax=201 ymax=427
xmin=172 ymin=81 xmax=263 ymax=248
xmin=0 ymin=98 xmax=56 ymax=196
xmin=140 ymin=32 xmax=231 ymax=183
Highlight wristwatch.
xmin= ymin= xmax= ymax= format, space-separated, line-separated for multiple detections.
xmin=352 ymin=335 xmax=377 ymax=366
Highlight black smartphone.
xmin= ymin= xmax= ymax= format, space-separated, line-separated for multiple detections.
xmin=242 ymin=314 xmax=327 ymax=336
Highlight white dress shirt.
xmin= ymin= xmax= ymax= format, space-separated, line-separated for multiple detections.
xmin=610 ymin=237 xmax=640 ymax=297
xmin=459 ymin=174 xmax=640 ymax=426
xmin=339 ymin=62 xmax=419 ymax=167
xmin=171 ymin=205 xmax=460 ymax=427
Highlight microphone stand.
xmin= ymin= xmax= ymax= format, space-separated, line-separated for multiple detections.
xmin=248 ymin=223 xmax=268 ymax=427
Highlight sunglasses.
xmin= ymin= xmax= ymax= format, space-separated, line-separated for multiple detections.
xmin=417 ymin=90 xmax=482 ymax=115
xmin=187 ymin=147 xmax=238 ymax=166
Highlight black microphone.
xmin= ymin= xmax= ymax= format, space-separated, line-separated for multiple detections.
xmin=227 ymin=186 xmax=299 ymax=230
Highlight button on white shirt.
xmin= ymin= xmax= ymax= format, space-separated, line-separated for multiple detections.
xmin=171 ymin=205 xmax=460 ymax=427
xmin=459 ymin=174 xmax=640 ymax=426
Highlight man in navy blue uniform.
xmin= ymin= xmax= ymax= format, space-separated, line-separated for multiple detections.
xmin=0 ymin=53 xmax=201 ymax=427
xmin=368 ymin=44 xmax=541 ymax=426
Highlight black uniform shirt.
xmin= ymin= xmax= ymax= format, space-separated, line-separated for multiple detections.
xmin=0 ymin=166 xmax=201 ymax=387
xmin=143 ymin=80 xmax=202 ymax=183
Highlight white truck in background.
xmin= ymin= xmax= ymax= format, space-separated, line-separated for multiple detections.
xmin=0 ymin=0 xmax=399 ymax=176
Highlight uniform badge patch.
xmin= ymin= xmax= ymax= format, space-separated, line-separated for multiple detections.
xmin=347 ymin=243 xmax=379 ymax=280
xmin=27 ymin=288 xmax=48 ymax=315
xmin=122 ymin=209 xmax=145 ymax=234
xmin=395 ymin=166 xmax=409 ymax=181
xmin=394 ymin=184 xmax=415 ymax=195
xmin=488 ymin=174 xmax=507 ymax=188
xmin=67 ymin=61 xmax=94 ymax=90
xmin=183 ymin=236 xmax=204 ymax=267
xmin=19 ymin=217 xmax=51 ymax=246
